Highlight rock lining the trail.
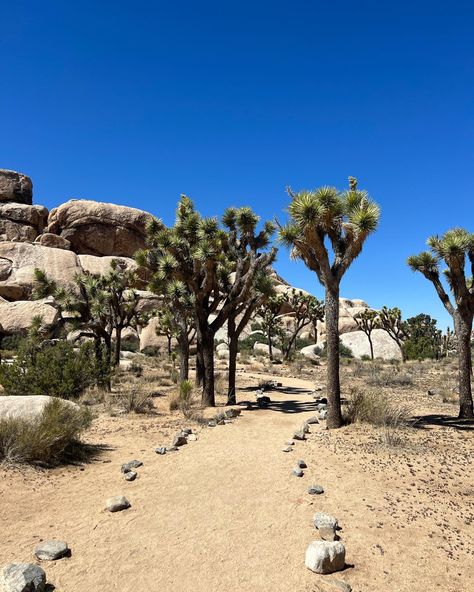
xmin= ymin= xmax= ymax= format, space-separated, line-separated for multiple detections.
xmin=106 ymin=496 xmax=131 ymax=512
xmin=305 ymin=540 xmax=346 ymax=574
xmin=34 ymin=540 xmax=70 ymax=561
xmin=1 ymin=563 xmax=46 ymax=592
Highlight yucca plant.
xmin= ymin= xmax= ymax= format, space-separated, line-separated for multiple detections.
xmin=354 ymin=309 xmax=379 ymax=360
xmin=279 ymin=177 xmax=380 ymax=428
xmin=408 ymin=228 xmax=474 ymax=419
xmin=138 ymin=197 xmax=276 ymax=407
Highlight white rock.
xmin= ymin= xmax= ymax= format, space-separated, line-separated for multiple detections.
xmin=216 ymin=342 xmax=229 ymax=352
xmin=1 ymin=563 xmax=46 ymax=592
xmin=253 ymin=342 xmax=282 ymax=359
xmin=0 ymin=396 xmax=79 ymax=422
xmin=305 ymin=540 xmax=346 ymax=574
xmin=340 ymin=329 xmax=402 ymax=360
xmin=106 ymin=496 xmax=131 ymax=512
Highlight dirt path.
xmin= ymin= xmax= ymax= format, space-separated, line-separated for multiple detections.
xmin=1 ymin=371 xmax=472 ymax=592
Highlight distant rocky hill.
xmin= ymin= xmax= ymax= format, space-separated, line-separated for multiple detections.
xmin=0 ymin=169 xmax=397 ymax=358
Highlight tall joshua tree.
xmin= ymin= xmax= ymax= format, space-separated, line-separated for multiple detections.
xmin=377 ymin=306 xmax=407 ymax=362
xmin=408 ymin=228 xmax=474 ymax=419
xmin=354 ymin=309 xmax=379 ymax=360
xmin=279 ymin=177 xmax=380 ymax=428
xmin=137 ymin=197 xmax=275 ymax=407
xmin=279 ymin=289 xmax=324 ymax=360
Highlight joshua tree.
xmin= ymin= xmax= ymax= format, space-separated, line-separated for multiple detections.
xmin=137 ymin=197 xmax=275 ymax=406
xmin=150 ymin=281 xmax=196 ymax=381
xmin=408 ymin=228 xmax=474 ymax=419
xmin=279 ymin=289 xmax=324 ymax=360
xmin=102 ymin=259 xmax=142 ymax=366
xmin=226 ymin=273 xmax=275 ymax=404
xmin=33 ymin=269 xmax=114 ymax=388
xmin=354 ymin=309 xmax=379 ymax=360
xmin=255 ymin=294 xmax=285 ymax=361
xmin=279 ymin=177 xmax=380 ymax=428
xmin=377 ymin=306 xmax=407 ymax=361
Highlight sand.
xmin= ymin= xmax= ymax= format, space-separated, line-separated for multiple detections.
xmin=0 ymin=366 xmax=473 ymax=592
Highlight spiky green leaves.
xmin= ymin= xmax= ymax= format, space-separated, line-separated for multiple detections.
xmin=280 ymin=178 xmax=380 ymax=282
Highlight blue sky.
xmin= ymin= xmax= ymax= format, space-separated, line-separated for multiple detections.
xmin=1 ymin=1 xmax=473 ymax=329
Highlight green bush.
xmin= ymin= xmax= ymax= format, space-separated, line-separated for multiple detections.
xmin=0 ymin=334 xmax=25 ymax=352
xmin=0 ymin=341 xmax=98 ymax=400
xmin=314 ymin=340 xmax=354 ymax=359
xmin=238 ymin=333 xmax=267 ymax=352
xmin=0 ymin=398 xmax=92 ymax=465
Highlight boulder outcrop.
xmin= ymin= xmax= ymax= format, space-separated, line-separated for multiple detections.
xmin=0 ymin=395 xmax=79 ymax=422
xmin=0 ymin=203 xmax=48 ymax=242
xmin=0 ymin=242 xmax=82 ymax=300
xmin=0 ymin=169 xmax=33 ymax=205
xmin=45 ymin=199 xmax=151 ymax=257
xmin=0 ymin=298 xmax=59 ymax=335
xmin=340 ymin=328 xmax=402 ymax=360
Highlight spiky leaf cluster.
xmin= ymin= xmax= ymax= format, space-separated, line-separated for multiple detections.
xmin=279 ymin=178 xmax=380 ymax=285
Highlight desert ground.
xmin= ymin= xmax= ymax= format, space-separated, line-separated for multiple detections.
xmin=1 ymin=357 xmax=473 ymax=592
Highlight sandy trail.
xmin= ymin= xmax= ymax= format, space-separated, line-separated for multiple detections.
xmin=1 ymin=370 xmax=472 ymax=592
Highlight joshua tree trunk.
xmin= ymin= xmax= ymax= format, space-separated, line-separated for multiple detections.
xmin=367 ymin=334 xmax=374 ymax=360
xmin=268 ymin=331 xmax=274 ymax=361
xmin=177 ymin=333 xmax=189 ymax=381
xmin=196 ymin=321 xmax=215 ymax=407
xmin=227 ymin=313 xmax=238 ymax=405
xmin=454 ymin=312 xmax=474 ymax=419
xmin=114 ymin=324 xmax=123 ymax=366
xmin=325 ymin=283 xmax=343 ymax=429
xmin=195 ymin=333 xmax=204 ymax=387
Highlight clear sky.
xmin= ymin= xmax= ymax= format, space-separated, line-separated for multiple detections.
xmin=1 ymin=1 xmax=473 ymax=329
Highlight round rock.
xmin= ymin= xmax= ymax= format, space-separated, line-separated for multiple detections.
xmin=1 ymin=563 xmax=46 ymax=592
xmin=305 ymin=540 xmax=346 ymax=574
xmin=308 ymin=485 xmax=325 ymax=495
xmin=106 ymin=495 xmax=131 ymax=512
xmin=124 ymin=471 xmax=137 ymax=482
xmin=34 ymin=540 xmax=70 ymax=561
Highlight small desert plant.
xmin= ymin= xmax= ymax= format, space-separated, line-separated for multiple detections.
xmin=0 ymin=398 xmax=92 ymax=465
xmin=169 ymin=379 xmax=194 ymax=414
xmin=0 ymin=341 xmax=98 ymax=400
xmin=128 ymin=361 xmax=143 ymax=377
xmin=116 ymin=387 xmax=154 ymax=414
xmin=344 ymin=388 xmax=412 ymax=428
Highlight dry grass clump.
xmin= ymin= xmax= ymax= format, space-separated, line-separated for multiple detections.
xmin=344 ymin=388 xmax=413 ymax=428
xmin=169 ymin=379 xmax=194 ymax=415
xmin=0 ymin=398 xmax=92 ymax=465
xmin=115 ymin=385 xmax=155 ymax=414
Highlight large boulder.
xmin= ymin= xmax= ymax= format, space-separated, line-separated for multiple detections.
xmin=46 ymin=199 xmax=152 ymax=257
xmin=0 ymin=203 xmax=48 ymax=242
xmin=0 ymin=242 xmax=82 ymax=300
xmin=0 ymin=298 xmax=59 ymax=335
xmin=78 ymin=254 xmax=137 ymax=276
xmin=139 ymin=318 xmax=170 ymax=352
xmin=318 ymin=297 xmax=372 ymax=340
xmin=34 ymin=232 xmax=71 ymax=250
xmin=340 ymin=328 xmax=402 ymax=360
xmin=0 ymin=169 xmax=33 ymax=205
xmin=253 ymin=342 xmax=282 ymax=359
xmin=0 ymin=396 xmax=79 ymax=422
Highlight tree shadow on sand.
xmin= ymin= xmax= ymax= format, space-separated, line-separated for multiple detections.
xmin=412 ymin=414 xmax=474 ymax=432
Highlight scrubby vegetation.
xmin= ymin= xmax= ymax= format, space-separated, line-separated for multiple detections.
xmin=0 ymin=398 xmax=92 ymax=465
xmin=0 ymin=340 xmax=98 ymax=400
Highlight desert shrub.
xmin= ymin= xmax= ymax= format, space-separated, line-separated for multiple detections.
xmin=344 ymin=388 xmax=412 ymax=428
xmin=360 ymin=354 xmax=371 ymax=361
xmin=0 ymin=341 xmax=98 ymax=400
xmin=238 ymin=334 xmax=267 ymax=352
xmin=128 ymin=361 xmax=143 ymax=377
xmin=116 ymin=387 xmax=154 ymax=414
xmin=0 ymin=334 xmax=25 ymax=352
xmin=367 ymin=367 xmax=414 ymax=388
xmin=141 ymin=345 xmax=161 ymax=357
xmin=0 ymin=398 xmax=92 ymax=465
xmin=314 ymin=340 xmax=354 ymax=359
xmin=120 ymin=340 xmax=139 ymax=353
xmin=169 ymin=380 xmax=194 ymax=414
